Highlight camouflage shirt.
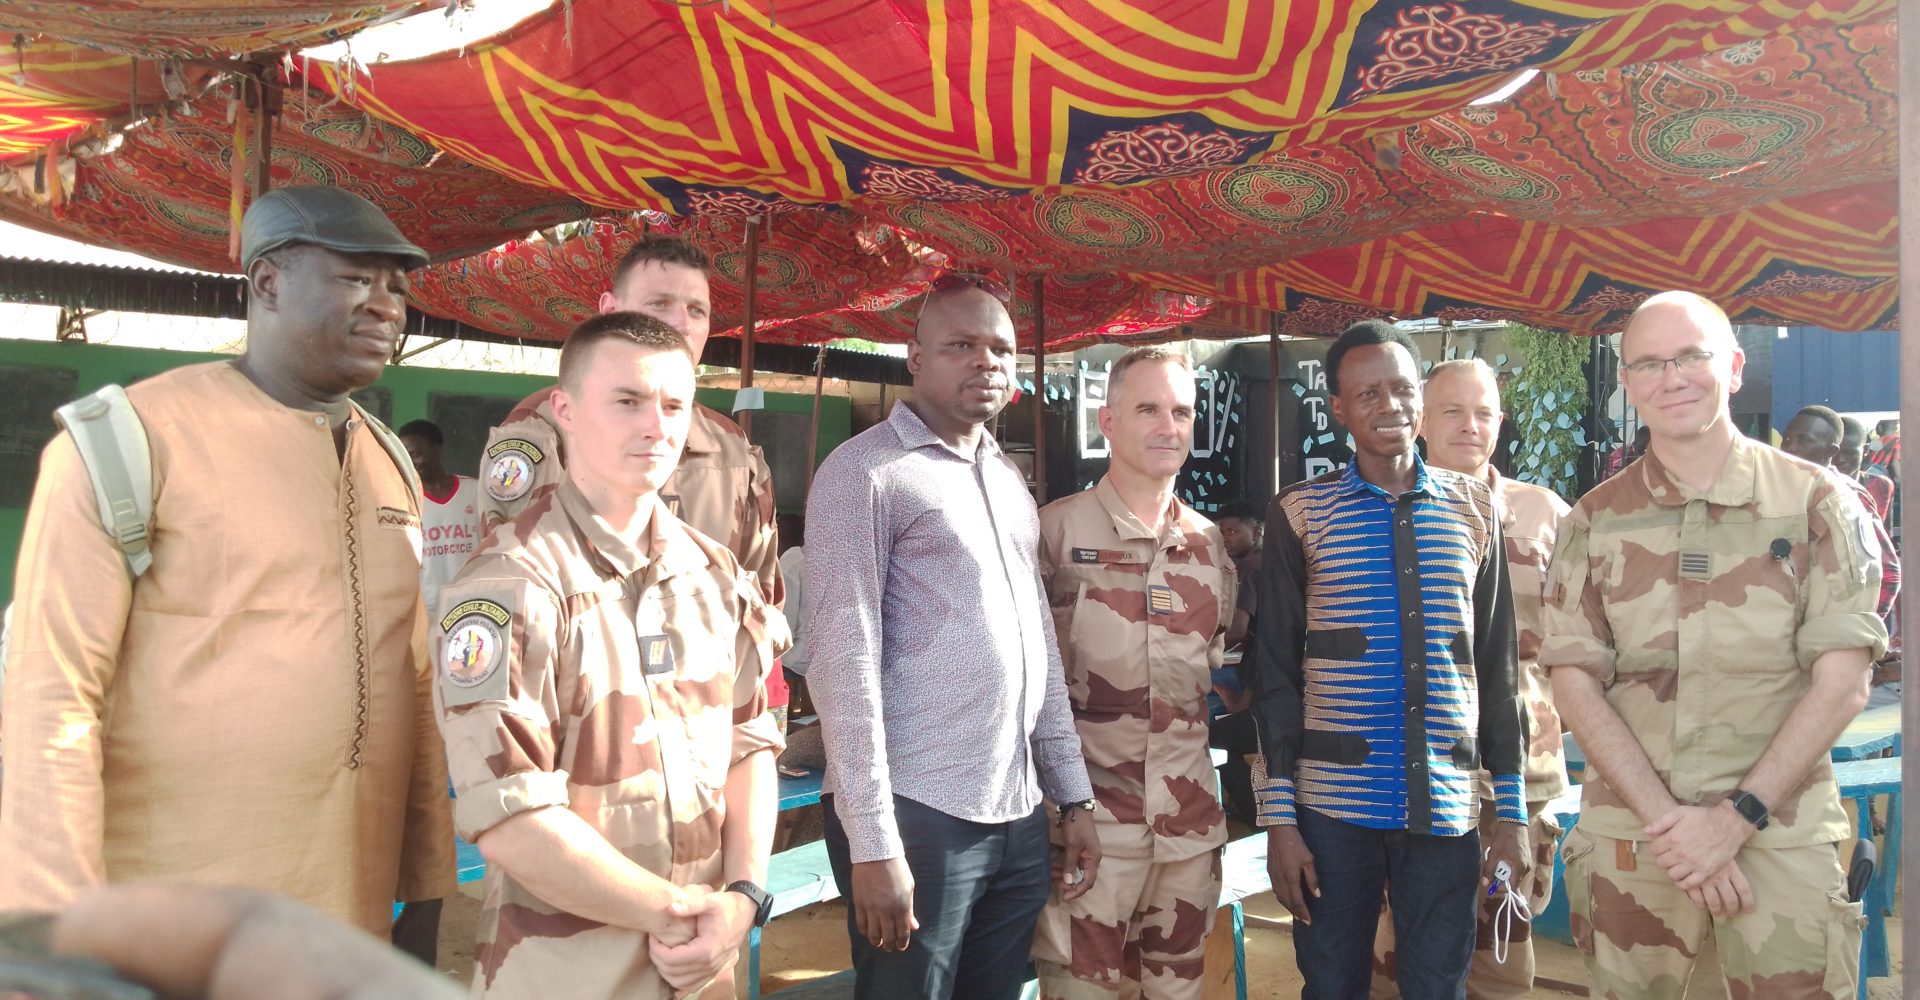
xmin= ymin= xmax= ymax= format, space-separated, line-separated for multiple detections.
xmin=1540 ymin=436 xmax=1887 ymax=848
xmin=477 ymin=387 xmax=783 ymax=608
xmin=1490 ymin=470 xmax=1572 ymax=804
xmin=436 ymin=480 xmax=787 ymax=998
xmin=1038 ymin=478 xmax=1235 ymax=862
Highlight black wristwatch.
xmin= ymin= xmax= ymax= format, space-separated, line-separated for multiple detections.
xmin=1056 ymin=799 xmax=1100 ymax=827
xmin=725 ymin=880 xmax=774 ymax=927
xmin=1728 ymin=789 xmax=1770 ymax=831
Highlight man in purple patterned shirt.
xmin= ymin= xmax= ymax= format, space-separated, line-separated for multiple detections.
xmin=803 ymin=275 xmax=1100 ymax=1000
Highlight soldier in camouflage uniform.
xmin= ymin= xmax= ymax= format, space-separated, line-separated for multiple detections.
xmin=437 ymin=313 xmax=787 ymax=999
xmin=1542 ymin=292 xmax=1885 ymax=999
xmin=1032 ymin=347 xmax=1235 ymax=999
xmin=1372 ymin=359 xmax=1570 ymax=999
xmin=477 ymin=238 xmax=783 ymax=607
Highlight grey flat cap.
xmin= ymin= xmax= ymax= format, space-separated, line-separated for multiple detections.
xmin=241 ymin=186 xmax=430 ymax=271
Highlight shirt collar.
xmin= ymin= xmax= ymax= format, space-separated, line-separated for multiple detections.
xmin=1337 ymin=452 xmax=1437 ymax=501
xmin=1637 ymin=434 xmax=1758 ymax=507
xmin=887 ymin=401 xmax=1002 ymax=463
xmin=558 ymin=479 xmax=711 ymax=582
xmin=683 ymin=404 xmax=721 ymax=456
xmin=1091 ymin=475 xmax=1185 ymax=544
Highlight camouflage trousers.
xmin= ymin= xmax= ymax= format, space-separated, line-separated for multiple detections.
xmin=1561 ymin=828 xmax=1865 ymax=999
xmin=1370 ymin=804 xmax=1562 ymax=999
xmin=1032 ymin=849 xmax=1223 ymax=999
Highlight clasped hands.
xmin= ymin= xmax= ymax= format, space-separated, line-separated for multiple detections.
xmin=1645 ymin=801 xmax=1758 ymax=917
xmin=649 ymin=884 xmax=757 ymax=993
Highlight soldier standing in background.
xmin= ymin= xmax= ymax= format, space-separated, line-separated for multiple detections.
xmin=1544 ymin=291 xmax=1884 ymax=998
xmin=1031 ymin=347 xmax=1234 ymax=999
xmin=476 ymin=237 xmax=787 ymax=726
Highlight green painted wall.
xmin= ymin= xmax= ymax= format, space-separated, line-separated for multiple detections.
xmin=0 ymin=339 xmax=850 ymax=605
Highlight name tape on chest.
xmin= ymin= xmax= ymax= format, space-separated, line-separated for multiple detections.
xmin=485 ymin=439 xmax=544 ymax=503
xmin=1072 ymin=547 xmax=1141 ymax=565
xmin=640 ymin=634 xmax=677 ymax=675
xmin=440 ymin=599 xmax=512 ymax=692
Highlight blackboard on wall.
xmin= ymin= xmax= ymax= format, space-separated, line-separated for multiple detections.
xmin=429 ymin=393 xmax=524 ymax=481
xmin=0 ymin=365 xmax=79 ymax=507
xmin=744 ymin=409 xmax=812 ymax=510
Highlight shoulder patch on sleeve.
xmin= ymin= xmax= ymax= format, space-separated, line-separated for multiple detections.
xmin=485 ymin=439 xmax=543 ymax=502
xmin=440 ymin=598 xmax=513 ymax=701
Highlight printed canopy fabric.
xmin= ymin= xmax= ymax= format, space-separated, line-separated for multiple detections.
xmin=19 ymin=87 xmax=589 ymax=273
xmin=1152 ymin=182 xmax=1899 ymax=335
xmin=321 ymin=0 xmax=1891 ymax=212
xmin=402 ymin=212 xmax=1213 ymax=348
xmin=0 ymin=42 xmax=208 ymax=158
xmin=0 ymin=1 xmax=1900 ymax=343
xmin=0 ymin=2 xmax=433 ymax=57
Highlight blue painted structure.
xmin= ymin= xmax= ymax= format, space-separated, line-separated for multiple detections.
xmin=1769 ymin=326 xmax=1901 ymax=430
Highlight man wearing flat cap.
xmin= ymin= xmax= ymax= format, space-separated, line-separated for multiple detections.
xmin=0 ymin=186 xmax=455 ymax=940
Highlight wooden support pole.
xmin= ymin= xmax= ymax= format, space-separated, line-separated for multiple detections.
xmin=805 ymin=342 xmax=829 ymax=498
xmin=252 ymin=69 xmax=276 ymax=196
xmin=1268 ymin=312 xmax=1281 ymax=495
xmin=1897 ymin=0 xmax=1918 ymax=991
xmin=738 ymin=217 xmax=761 ymax=436
xmin=1031 ymin=275 xmax=1047 ymax=503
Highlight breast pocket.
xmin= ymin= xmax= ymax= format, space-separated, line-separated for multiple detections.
xmin=1701 ymin=517 xmax=1804 ymax=676
xmin=646 ymin=583 xmax=740 ymax=792
xmin=1065 ymin=567 xmax=1152 ymax=715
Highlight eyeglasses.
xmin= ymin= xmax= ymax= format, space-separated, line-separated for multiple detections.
xmin=929 ymin=272 xmax=1012 ymax=304
xmin=1622 ymin=351 xmax=1715 ymax=383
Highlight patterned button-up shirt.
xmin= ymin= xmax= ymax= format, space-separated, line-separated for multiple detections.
xmin=1038 ymin=478 xmax=1235 ymax=861
xmin=435 ymin=481 xmax=786 ymax=999
xmin=1541 ymin=436 xmax=1887 ymax=848
xmin=804 ymin=403 xmax=1093 ymax=863
xmin=1251 ymin=457 xmax=1525 ymax=835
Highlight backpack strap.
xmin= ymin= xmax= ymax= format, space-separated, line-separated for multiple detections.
xmin=53 ymin=385 xmax=155 ymax=577
xmin=354 ymin=402 xmax=423 ymax=505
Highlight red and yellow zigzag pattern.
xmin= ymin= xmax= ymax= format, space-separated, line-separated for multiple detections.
xmin=1148 ymin=183 xmax=1897 ymax=334
xmin=324 ymin=0 xmax=1892 ymax=210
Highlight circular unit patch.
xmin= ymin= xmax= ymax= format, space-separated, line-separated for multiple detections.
xmin=443 ymin=614 xmax=503 ymax=689
xmin=486 ymin=449 xmax=535 ymax=503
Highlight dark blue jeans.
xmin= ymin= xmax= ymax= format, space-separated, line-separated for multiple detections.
xmin=822 ymin=793 xmax=1051 ymax=1000
xmin=1293 ymin=806 xmax=1481 ymax=1000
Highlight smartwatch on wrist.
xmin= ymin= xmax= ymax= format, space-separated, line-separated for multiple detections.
xmin=1728 ymin=789 xmax=1770 ymax=831
xmin=725 ymin=880 xmax=774 ymax=927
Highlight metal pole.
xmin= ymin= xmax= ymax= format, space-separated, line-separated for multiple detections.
xmin=738 ymin=217 xmax=761 ymax=436
xmin=805 ymin=342 xmax=828 ymax=498
xmin=1031 ymin=275 xmax=1047 ymax=503
xmin=1897 ymin=0 xmax=1918 ymax=991
xmin=252 ymin=70 xmax=275 ymax=196
xmin=1268 ymin=312 xmax=1281 ymax=495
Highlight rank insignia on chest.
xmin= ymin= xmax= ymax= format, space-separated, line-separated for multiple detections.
xmin=1072 ymin=548 xmax=1101 ymax=564
xmin=641 ymin=634 xmax=676 ymax=675
xmin=662 ymin=494 xmax=682 ymax=517
xmin=1148 ymin=584 xmax=1175 ymax=616
xmin=1679 ymin=551 xmax=1711 ymax=580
